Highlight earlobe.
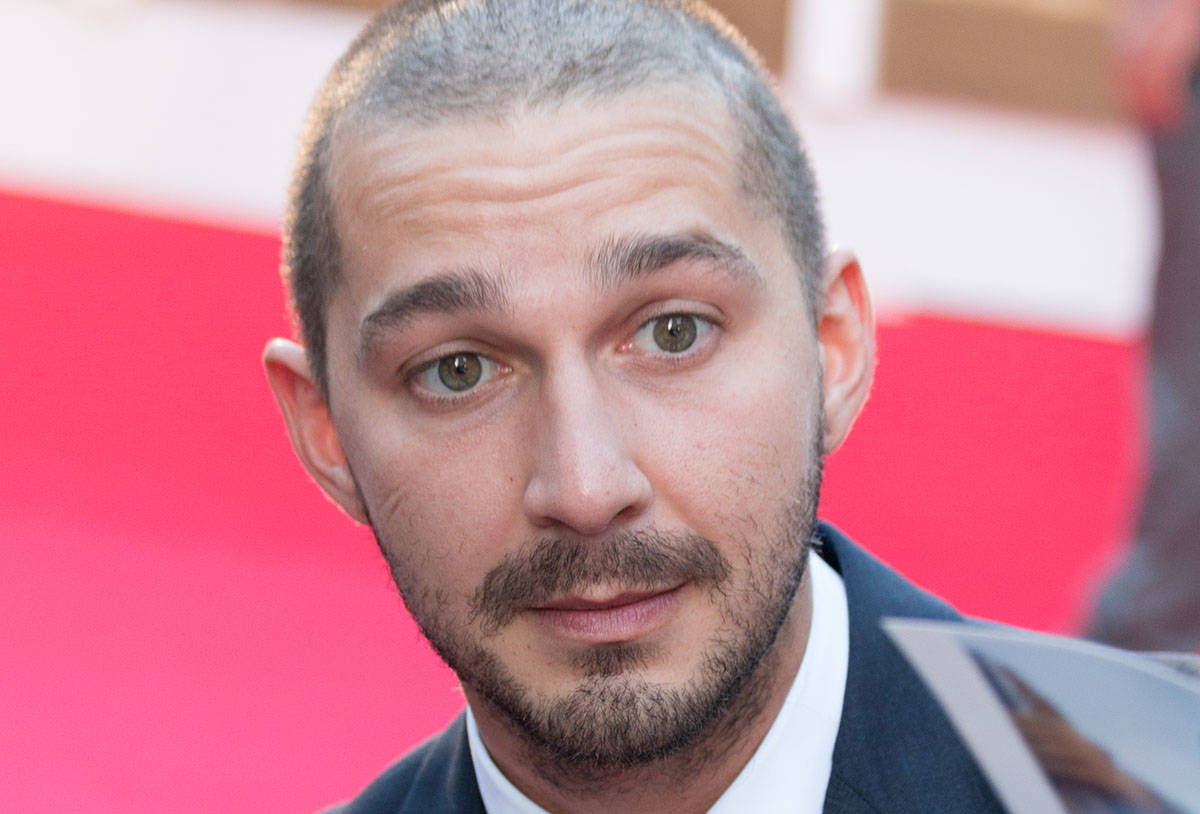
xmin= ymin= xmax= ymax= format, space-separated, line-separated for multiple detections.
xmin=816 ymin=250 xmax=875 ymax=453
xmin=262 ymin=338 xmax=369 ymax=524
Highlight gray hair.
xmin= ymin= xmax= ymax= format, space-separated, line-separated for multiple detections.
xmin=284 ymin=0 xmax=826 ymax=397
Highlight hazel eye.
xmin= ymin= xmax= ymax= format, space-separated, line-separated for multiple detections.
xmin=654 ymin=315 xmax=697 ymax=352
xmin=633 ymin=314 xmax=710 ymax=354
xmin=414 ymin=351 xmax=497 ymax=395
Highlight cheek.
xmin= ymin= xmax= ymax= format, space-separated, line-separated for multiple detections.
xmin=635 ymin=338 xmax=821 ymax=535
xmin=340 ymin=412 xmax=529 ymax=596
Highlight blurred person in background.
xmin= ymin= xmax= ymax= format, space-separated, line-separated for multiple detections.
xmin=1088 ymin=0 xmax=1200 ymax=651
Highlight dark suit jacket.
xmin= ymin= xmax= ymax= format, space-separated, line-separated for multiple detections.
xmin=329 ymin=523 xmax=1005 ymax=812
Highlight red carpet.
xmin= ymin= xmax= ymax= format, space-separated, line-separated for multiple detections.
xmin=0 ymin=190 xmax=1140 ymax=810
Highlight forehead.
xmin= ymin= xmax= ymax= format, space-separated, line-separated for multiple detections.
xmin=325 ymin=84 xmax=782 ymax=307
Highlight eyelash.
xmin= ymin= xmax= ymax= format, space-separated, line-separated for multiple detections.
xmin=628 ymin=311 xmax=717 ymax=359
xmin=403 ymin=310 xmax=720 ymax=404
xmin=405 ymin=352 xmax=505 ymax=404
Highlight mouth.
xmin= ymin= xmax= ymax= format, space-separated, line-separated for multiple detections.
xmin=527 ymin=584 xmax=686 ymax=642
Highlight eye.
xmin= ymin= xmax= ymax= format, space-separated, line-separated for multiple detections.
xmin=632 ymin=313 xmax=711 ymax=354
xmin=413 ymin=351 xmax=498 ymax=396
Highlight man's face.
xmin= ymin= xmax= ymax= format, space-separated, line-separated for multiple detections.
xmin=319 ymin=86 xmax=828 ymax=767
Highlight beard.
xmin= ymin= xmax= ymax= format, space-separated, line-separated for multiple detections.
xmin=367 ymin=429 xmax=824 ymax=777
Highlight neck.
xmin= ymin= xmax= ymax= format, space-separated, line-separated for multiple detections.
xmin=468 ymin=572 xmax=814 ymax=814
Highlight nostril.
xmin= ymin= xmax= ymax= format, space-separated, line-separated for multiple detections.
xmin=522 ymin=464 xmax=652 ymax=537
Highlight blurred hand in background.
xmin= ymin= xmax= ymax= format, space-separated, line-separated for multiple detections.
xmin=1114 ymin=0 xmax=1200 ymax=130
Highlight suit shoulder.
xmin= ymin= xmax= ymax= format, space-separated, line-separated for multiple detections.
xmin=323 ymin=713 xmax=484 ymax=814
xmin=815 ymin=521 xmax=962 ymax=622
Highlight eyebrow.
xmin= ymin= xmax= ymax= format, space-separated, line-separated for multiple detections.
xmin=359 ymin=268 xmax=510 ymax=362
xmin=357 ymin=232 xmax=760 ymax=364
xmin=588 ymin=231 xmax=763 ymax=291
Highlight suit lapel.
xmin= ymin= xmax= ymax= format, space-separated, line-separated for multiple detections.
xmin=400 ymin=713 xmax=486 ymax=814
xmin=816 ymin=524 xmax=1004 ymax=813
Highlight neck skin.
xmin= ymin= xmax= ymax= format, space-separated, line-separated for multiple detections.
xmin=465 ymin=571 xmax=815 ymax=814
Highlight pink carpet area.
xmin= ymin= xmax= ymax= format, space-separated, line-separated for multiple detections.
xmin=1 ymin=189 xmax=1141 ymax=811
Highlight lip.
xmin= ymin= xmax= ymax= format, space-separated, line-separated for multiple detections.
xmin=527 ymin=584 xmax=686 ymax=642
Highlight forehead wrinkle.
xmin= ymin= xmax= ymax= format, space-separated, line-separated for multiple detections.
xmin=355 ymin=145 xmax=732 ymax=229
xmin=357 ymin=267 xmax=512 ymax=365
xmin=337 ymin=101 xmax=736 ymax=223
xmin=368 ymin=168 xmax=723 ymax=243
xmin=588 ymin=231 xmax=764 ymax=292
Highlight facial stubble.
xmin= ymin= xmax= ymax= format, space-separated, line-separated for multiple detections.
xmin=364 ymin=418 xmax=824 ymax=779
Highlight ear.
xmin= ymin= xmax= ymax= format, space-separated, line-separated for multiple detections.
xmin=262 ymin=338 xmax=369 ymax=524
xmin=817 ymin=250 xmax=875 ymax=454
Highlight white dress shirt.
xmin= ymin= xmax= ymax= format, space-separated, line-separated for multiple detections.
xmin=466 ymin=549 xmax=850 ymax=813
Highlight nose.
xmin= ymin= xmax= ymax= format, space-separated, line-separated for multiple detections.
xmin=522 ymin=359 xmax=652 ymax=536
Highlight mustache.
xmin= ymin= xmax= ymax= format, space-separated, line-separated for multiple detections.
xmin=469 ymin=530 xmax=731 ymax=633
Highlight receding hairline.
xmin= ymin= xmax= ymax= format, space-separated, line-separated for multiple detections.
xmin=325 ymin=78 xmax=753 ymax=231
xmin=323 ymin=76 xmax=795 ymax=279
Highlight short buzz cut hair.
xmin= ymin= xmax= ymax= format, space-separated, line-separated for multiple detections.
xmin=283 ymin=0 xmax=827 ymax=397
